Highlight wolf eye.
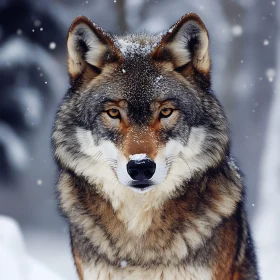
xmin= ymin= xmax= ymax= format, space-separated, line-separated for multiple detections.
xmin=160 ymin=108 xmax=174 ymax=118
xmin=107 ymin=109 xmax=121 ymax=119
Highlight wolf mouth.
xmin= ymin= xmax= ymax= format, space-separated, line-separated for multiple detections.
xmin=128 ymin=183 xmax=155 ymax=193
xmin=131 ymin=183 xmax=151 ymax=189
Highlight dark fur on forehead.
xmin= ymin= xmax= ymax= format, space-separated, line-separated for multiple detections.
xmin=117 ymin=57 xmax=158 ymax=124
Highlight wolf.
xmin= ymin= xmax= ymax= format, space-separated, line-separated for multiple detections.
xmin=52 ymin=12 xmax=259 ymax=280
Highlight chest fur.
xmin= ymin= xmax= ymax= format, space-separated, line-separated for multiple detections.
xmin=81 ymin=262 xmax=213 ymax=280
xmin=59 ymin=171 xmax=241 ymax=278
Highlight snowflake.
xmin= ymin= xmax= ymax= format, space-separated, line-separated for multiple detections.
xmin=49 ymin=42 xmax=56 ymax=50
xmin=37 ymin=179 xmax=43 ymax=186
xmin=263 ymin=39 xmax=269 ymax=46
xmin=232 ymin=25 xmax=243 ymax=37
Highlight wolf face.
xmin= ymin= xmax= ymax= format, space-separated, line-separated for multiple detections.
xmin=53 ymin=13 xmax=229 ymax=204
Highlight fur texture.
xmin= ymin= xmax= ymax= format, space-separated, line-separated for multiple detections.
xmin=53 ymin=13 xmax=258 ymax=280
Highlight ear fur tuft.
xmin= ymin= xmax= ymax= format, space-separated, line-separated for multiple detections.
xmin=67 ymin=16 xmax=120 ymax=79
xmin=153 ymin=13 xmax=210 ymax=75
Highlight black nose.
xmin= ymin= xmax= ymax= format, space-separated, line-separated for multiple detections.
xmin=127 ymin=159 xmax=156 ymax=181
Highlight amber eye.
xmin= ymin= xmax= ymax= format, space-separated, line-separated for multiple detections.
xmin=160 ymin=108 xmax=174 ymax=118
xmin=107 ymin=108 xmax=121 ymax=119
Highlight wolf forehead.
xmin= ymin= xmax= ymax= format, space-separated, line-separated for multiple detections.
xmin=104 ymin=36 xmax=170 ymax=101
xmin=116 ymin=33 xmax=161 ymax=59
xmin=87 ymin=33 xmax=184 ymax=95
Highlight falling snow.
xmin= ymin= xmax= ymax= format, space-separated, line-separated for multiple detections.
xmin=37 ymin=179 xmax=43 ymax=186
xmin=49 ymin=42 xmax=56 ymax=50
xmin=266 ymin=68 xmax=276 ymax=82
xmin=232 ymin=25 xmax=243 ymax=36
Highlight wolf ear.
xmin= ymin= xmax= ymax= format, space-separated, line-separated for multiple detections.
xmin=67 ymin=16 xmax=120 ymax=79
xmin=152 ymin=13 xmax=210 ymax=75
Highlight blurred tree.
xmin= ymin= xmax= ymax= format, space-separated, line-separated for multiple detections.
xmin=220 ymin=0 xmax=278 ymax=220
xmin=0 ymin=0 xmax=65 ymax=183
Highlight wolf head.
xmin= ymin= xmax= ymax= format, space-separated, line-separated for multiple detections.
xmin=53 ymin=13 xmax=229 ymax=204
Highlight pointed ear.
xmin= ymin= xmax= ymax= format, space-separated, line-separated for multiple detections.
xmin=67 ymin=16 xmax=121 ymax=79
xmin=152 ymin=13 xmax=210 ymax=75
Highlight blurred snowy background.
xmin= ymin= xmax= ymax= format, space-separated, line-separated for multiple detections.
xmin=0 ymin=0 xmax=279 ymax=279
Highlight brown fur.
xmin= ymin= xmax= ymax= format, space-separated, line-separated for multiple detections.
xmin=73 ymin=248 xmax=84 ymax=280
xmin=122 ymin=127 xmax=158 ymax=160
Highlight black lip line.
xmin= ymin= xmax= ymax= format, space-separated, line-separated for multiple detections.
xmin=129 ymin=184 xmax=154 ymax=189
xmin=130 ymin=181 xmax=153 ymax=186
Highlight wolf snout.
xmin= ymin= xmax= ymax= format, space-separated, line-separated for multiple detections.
xmin=127 ymin=158 xmax=156 ymax=181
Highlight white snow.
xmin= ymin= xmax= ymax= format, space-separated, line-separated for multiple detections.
xmin=49 ymin=42 xmax=56 ymax=50
xmin=116 ymin=37 xmax=158 ymax=57
xmin=168 ymin=26 xmax=175 ymax=33
xmin=37 ymin=179 xmax=43 ymax=186
xmin=0 ymin=216 xmax=65 ymax=280
xmin=266 ymin=68 xmax=275 ymax=82
xmin=129 ymin=153 xmax=147 ymax=161
xmin=227 ymin=157 xmax=241 ymax=179
xmin=263 ymin=39 xmax=269 ymax=46
xmin=155 ymin=75 xmax=163 ymax=83
xmin=117 ymin=39 xmax=140 ymax=55
xmin=120 ymin=260 xmax=127 ymax=268
xmin=232 ymin=25 xmax=243 ymax=37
